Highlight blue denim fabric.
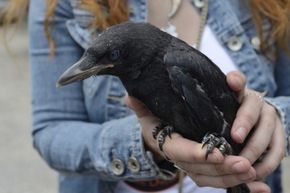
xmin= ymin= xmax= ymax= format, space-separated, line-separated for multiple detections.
xmin=266 ymin=165 xmax=283 ymax=193
xmin=28 ymin=0 xmax=290 ymax=193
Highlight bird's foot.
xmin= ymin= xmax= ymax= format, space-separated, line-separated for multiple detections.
xmin=152 ymin=122 xmax=167 ymax=139
xmin=202 ymin=133 xmax=232 ymax=160
xmin=154 ymin=125 xmax=174 ymax=152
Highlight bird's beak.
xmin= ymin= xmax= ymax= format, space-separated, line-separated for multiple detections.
xmin=56 ymin=57 xmax=114 ymax=87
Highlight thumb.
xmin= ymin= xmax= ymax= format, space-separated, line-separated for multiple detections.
xmin=124 ymin=95 xmax=153 ymax=117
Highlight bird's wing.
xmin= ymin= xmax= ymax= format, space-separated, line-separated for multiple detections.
xmin=164 ymin=43 xmax=239 ymax=127
xmin=167 ymin=64 xmax=225 ymax=133
xmin=164 ymin=43 xmax=227 ymax=95
xmin=164 ymin=46 xmax=233 ymax=137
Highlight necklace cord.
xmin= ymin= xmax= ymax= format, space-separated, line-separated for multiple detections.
xmin=195 ymin=0 xmax=208 ymax=50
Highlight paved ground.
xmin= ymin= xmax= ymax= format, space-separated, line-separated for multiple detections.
xmin=0 ymin=23 xmax=289 ymax=193
xmin=0 ymin=24 xmax=57 ymax=193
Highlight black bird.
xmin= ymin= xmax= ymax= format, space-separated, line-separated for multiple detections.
xmin=57 ymin=22 xmax=250 ymax=193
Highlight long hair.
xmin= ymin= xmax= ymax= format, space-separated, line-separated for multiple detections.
xmin=250 ymin=0 xmax=290 ymax=54
xmin=3 ymin=0 xmax=290 ymax=55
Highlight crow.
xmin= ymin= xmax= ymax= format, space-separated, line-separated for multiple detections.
xmin=57 ymin=22 xmax=250 ymax=193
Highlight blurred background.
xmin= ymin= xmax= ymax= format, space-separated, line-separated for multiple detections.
xmin=0 ymin=3 xmax=289 ymax=193
xmin=0 ymin=13 xmax=57 ymax=193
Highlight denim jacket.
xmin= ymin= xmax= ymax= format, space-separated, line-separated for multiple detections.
xmin=28 ymin=0 xmax=290 ymax=193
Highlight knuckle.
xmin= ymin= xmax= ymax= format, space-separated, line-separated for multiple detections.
xmin=191 ymin=153 xmax=200 ymax=162
xmin=243 ymin=113 xmax=255 ymax=126
xmin=214 ymin=164 xmax=224 ymax=175
xmin=265 ymin=104 xmax=276 ymax=115
xmin=262 ymin=122 xmax=275 ymax=136
xmin=237 ymin=111 xmax=255 ymax=128
xmin=247 ymin=144 xmax=261 ymax=159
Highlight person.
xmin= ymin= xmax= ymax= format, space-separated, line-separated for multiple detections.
xmin=3 ymin=0 xmax=290 ymax=193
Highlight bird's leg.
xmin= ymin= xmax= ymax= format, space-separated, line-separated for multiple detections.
xmin=202 ymin=133 xmax=232 ymax=160
xmin=152 ymin=122 xmax=167 ymax=139
xmin=156 ymin=125 xmax=174 ymax=151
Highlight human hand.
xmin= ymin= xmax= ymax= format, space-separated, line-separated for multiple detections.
xmin=125 ymin=95 xmax=256 ymax=189
xmin=227 ymin=71 xmax=286 ymax=192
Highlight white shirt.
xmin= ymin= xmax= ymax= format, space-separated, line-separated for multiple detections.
xmin=199 ymin=25 xmax=237 ymax=74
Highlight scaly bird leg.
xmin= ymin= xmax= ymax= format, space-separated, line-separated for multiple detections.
xmin=202 ymin=133 xmax=232 ymax=160
xmin=154 ymin=125 xmax=174 ymax=151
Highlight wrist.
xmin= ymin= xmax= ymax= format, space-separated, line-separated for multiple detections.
xmin=142 ymin=129 xmax=165 ymax=162
xmin=144 ymin=141 xmax=164 ymax=162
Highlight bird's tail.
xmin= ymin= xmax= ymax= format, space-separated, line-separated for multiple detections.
xmin=227 ymin=183 xmax=250 ymax=193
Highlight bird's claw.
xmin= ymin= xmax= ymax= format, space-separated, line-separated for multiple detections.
xmin=154 ymin=125 xmax=174 ymax=152
xmin=152 ymin=123 xmax=166 ymax=139
xmin=202 ymin=133 xmax=232 ymax=160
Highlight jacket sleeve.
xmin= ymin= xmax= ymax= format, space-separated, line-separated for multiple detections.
xmin=265 ymin=48 xmax=290 ymax=156
xmin=28 ymin=0 xmax=170 ymax=180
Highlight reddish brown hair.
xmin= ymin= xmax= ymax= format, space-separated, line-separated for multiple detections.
xmin=250 ymin=0 xmax=290 ymax=54
xmin=80 ymin=0 xmax=129 ymax=29
xmin=3 ymin=0 xmax=290 ymax=55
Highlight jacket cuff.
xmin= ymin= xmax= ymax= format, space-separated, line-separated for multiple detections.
xmin=99 ymin=115 xmax=176 ymax=180
xmin=265 ymin=97 xmax=290 ymax=156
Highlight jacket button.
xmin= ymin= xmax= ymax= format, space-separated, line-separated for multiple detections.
xmin=251 ymin=36 xmax=261 ymax=50
xmin=228 ymin=36 xmax=243 ymax=51
xmin=112 ymin=159 xmax=125 ymax=176
xmin=128 ymin=156 xmax=140 ymax=173
xmin=193 ymin=0 xmax=205 ymax=8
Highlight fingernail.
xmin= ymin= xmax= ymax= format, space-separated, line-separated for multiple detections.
xmin=235 ymin=127 xmax=245 ymax=143
xmin=233 ymin=75 xmax=242 ymax=87
xmin=232 ymin=161 xmax=245 ymax=173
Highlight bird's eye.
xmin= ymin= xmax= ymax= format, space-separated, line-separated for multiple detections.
xmin=110 ymin=50 xmax=120 ymax=61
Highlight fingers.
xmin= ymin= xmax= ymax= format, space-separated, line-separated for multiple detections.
xmin=247 ymin=181 xmax=271 ymax=193
xmin=176 ymin=155 xmax=252 ymax=176
xmin=226 ymin=71 xmax=246 ymax=92
xmin=162 ymin=134 xmax=224 ymax=163
xmin=126 ymin=96 xmax=223 ymax=164
xmin=188 ymin=167 xmax=256 ymax=188
xmin=175 ymin=156 xmax=255 ymax=188
xmin=231 ymin=90 xmax=265 ymax=143
xmin=239 ymin=104 xmax=276 ymax=163
xmin=254 ymin=118 xmax=285 ymax=179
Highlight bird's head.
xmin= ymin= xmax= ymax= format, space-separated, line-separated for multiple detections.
xmin=57 ymin=22 xmax=171 ymax=87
